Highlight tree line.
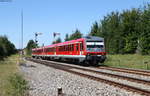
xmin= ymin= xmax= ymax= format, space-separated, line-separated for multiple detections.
xmin=0 ymin=36 xmax=17 ymax=60
xmin=27 ymin=4 xmax=150 ymax=55
xmin=89 ymin=4 xmax=150 ymax=55
xmin=26 ymin=40 xmax=37 ymax=55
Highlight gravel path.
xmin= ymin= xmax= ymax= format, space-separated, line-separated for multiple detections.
xmin=20 ymin=60 xmax=141 ymax=96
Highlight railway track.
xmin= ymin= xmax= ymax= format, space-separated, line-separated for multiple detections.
xmin=26 ymin=58 xmax=150 ymax=96
xmin=97 ymin=66 xmax=150 ymax=77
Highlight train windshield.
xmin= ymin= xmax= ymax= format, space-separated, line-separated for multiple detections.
xmin=86 ymin=41 xmax=104 ymax=52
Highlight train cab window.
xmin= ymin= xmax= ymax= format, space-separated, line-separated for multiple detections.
xmin=87 ymin=45 xmax=104 ymax=52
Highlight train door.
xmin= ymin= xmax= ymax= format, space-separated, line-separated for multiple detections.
xmin=43 ymin=47 xmax=44 ymax=55
xmin=75 ymin=43 xmax=80 ymax=55
xmin=80 ymin=42 xmax=83 ymax=55
xmin=54 ymin=47 xmax=56 ymax=55
xmin=72 ymin=44 xmax=75 ymax=55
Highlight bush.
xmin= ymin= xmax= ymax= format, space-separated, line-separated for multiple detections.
xmin=9 ymin=73 xmax=28 ymax=96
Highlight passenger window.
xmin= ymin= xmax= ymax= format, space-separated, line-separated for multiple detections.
xmin=69 ymin=45 xmax=71 ymax=51
xmin=80 ymin=43 xmax=83 ymax=51
xmin=76 ymin=44 xmax=78 ymax=51
xmin=72 ymin=44 xmax=74 ymax=51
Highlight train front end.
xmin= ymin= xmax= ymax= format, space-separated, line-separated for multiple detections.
xmin=84 ymin=36 xmax=106 ymax=65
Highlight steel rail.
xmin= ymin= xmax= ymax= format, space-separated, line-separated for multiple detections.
xmin=97 ymin=66 xmax=150 ymax=77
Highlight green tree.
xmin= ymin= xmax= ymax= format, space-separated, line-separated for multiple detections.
xmin=26 ymin=40 xmax=37 ymax=55
xmin=64 ymin=34 xmax=69 ymax=41
xmin=69 ymin=29 xmax=82 ymax=40
xmin=0 ymin=43 xmax=5 ymax=60
xmin=93 ymin=4 xmax=150 ymax=55
xmin=121 ymin=8 xmax=141 ymax=53
xmin=100 ymin=12 xmax=122 ymax=54
xmin=0 ymin=36 xmax=17 ymax=60
xmin=89 ymin=21 xmax=99 ymax=36
xmin=138 ymin=4 xmax=150 ymax=55
xmin=55 ymin=37 xmax=62 ymax=44
xmin=52 ymin=37 xmax=62 ymax=44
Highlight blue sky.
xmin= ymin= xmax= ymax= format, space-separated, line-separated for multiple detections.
xmin=0 ymin=0 xmax=149 ymax=49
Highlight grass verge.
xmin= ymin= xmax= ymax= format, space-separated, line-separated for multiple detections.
xmin=103 ymin=54 xmax=150 ymax=70
xmin=0 ymin=55 xmax=28 ymax=96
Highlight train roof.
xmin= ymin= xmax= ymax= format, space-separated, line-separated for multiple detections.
xmin=32 ymin=36 xmax=104 ymax=51
xmin=44 ymin=38 xmax=85 ymax=48
xmin=83 ymin=36 xmax=104 ymax=41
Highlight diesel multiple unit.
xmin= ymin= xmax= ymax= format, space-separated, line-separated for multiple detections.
xmin=32 ymin=36 xmax=106 ymax=65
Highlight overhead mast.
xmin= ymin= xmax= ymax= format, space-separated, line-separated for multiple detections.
xmin=21 ymin=9 xmax=23 ymax=56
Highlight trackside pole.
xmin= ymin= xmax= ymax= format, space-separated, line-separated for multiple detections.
xmin=57 ymin=87 xmax=63 ymax=96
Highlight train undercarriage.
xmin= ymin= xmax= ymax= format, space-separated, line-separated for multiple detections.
xmin=32 ymin=55 xmax=106 ymax=66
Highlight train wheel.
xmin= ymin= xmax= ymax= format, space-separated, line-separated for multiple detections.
xmin=81 ymin=61 xmax=89 ymax=66
xmin=90 ymin=60 xmax=98 ymax=66
xmin=99 ymin=59 xmax=105 ymax=63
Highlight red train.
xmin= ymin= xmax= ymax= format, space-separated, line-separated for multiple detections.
xmin=32 ymin=36 xmax=106 ymax=65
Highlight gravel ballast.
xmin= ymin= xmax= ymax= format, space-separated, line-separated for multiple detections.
xmin=71 ymin=69 xmax=150 ymax=91
xmin=43 ymin=60 xmax=150 ymax=81
xmin=20 ymin=60 xmax=141 ymax=96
